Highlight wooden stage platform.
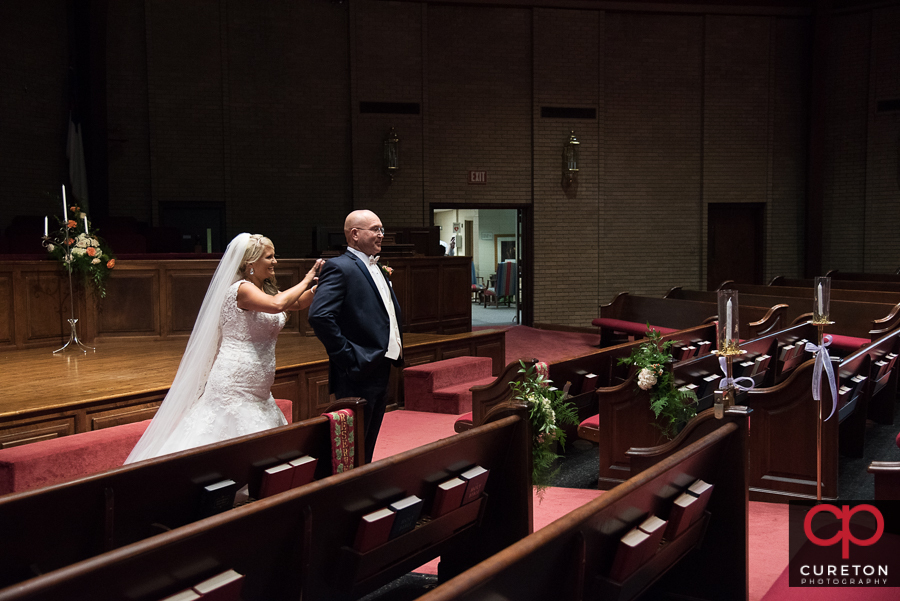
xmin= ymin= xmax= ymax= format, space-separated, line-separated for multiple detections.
xmin=0 ymin=329 xmax=506 ymax=448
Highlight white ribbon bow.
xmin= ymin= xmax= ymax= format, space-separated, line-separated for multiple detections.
xmin=805 ymin=335 xmax=837 ymax=422
xmin=369 ymin=255 xmax=380 ymax=266
xmin=718 ymin=357 xmax=757 ymax=393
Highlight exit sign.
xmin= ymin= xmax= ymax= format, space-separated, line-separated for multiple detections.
xmin=468 ymin=171 xmax=487 ymax=184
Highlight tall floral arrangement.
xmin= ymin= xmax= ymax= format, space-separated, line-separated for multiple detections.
xmin=617 ymin=325 xmax=698 ymax=440
xmin=508 ymin=360 xmax=579 ymax=496
xmin=46 ymin=204 xmax=116 ymax=297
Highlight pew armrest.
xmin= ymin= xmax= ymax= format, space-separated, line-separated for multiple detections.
xmin=868 ymin=461 xmax=900 ymax=500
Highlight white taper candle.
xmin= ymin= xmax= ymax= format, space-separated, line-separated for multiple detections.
xmin=817 ymin=283 xmax=823 ymax=315
xmin=726 ymin=298 xmax=733 ymax=342
xmin=62 ymin=185 xmax=67 ymax=224
xmin=83 ymin=216 xmax=88 ymax=234
xmin=44 ymin=217 xmax=48 ymax=237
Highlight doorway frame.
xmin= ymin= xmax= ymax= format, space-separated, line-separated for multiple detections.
xmin=430 ymin=203 xmax=533 ymax=327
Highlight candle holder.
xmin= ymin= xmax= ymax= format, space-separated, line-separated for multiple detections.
xmin=811 ymin=276 xmax=835 ymax=501
xmin=712 ymin=289 xmax=746 ymax=418
xmin=43 ymin=222 xmax=95 ymax=355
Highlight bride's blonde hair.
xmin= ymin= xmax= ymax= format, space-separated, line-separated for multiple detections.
xmin=239 ymin=234 xmax=280 ymax=295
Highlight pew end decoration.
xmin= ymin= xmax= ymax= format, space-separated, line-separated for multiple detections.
xmin=618 ymin=325 xmax=698 ymax=440
xmin=712 ymin=289 xmax=746 ymax=418
xmin=508 ymin=360 xmax=578 ymax=495
xmin=811 ymin=275 xmax=836 ymax=501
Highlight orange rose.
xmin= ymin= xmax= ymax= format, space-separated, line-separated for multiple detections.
xmin=67 ymin=238 xmax=75 ymax=246
xmin=107 ymin=259 xmax=116 ymax=269
xmin=67 ymin=220 xmax=77 ymax=229
xmin=87 ymin=247 xmax=97 ymax=257
xmin=70 ymin=206 xmax=79 ymax=213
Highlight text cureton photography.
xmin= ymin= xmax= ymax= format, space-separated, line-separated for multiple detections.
xmin=789 ymin=500 xmax=900 ymax=588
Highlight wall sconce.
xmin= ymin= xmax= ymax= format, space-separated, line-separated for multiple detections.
xmin=562 ymin=131 xmax=580 ymax=185
xmin=383 ymin=127 xmax=399 ymax=182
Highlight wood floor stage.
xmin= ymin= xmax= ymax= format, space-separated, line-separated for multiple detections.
xmin=0 ymin=329 xmax=506 ymax=448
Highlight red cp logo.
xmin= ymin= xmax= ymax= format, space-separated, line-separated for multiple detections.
xmin=803 ymin=504 xmax=884 ymax=559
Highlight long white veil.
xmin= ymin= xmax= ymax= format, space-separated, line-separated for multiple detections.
xmin=125 ymin=233 xmax=251 ymax=464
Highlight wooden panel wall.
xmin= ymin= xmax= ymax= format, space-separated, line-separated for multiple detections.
xmin=0 ymin=256 xmax=472 ymax=349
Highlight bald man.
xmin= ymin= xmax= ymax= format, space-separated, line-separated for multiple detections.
xmin=308 ymin=210 xmax=403 ymax=463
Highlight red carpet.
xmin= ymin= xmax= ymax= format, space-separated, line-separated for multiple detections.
xmin=374 ymin=409 xmax=804 ymax=599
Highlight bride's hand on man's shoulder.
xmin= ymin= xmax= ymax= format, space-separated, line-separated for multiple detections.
xmin=307 ymin=259 xmax=325 ymax=278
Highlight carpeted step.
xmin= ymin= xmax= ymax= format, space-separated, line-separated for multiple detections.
xmin=426 ymin=376 xmax=497 ymax=415
xmin=404 ymin=357 xmax=495 ymax=414
xmin=403 ymin=356 xmax=493 ymax=392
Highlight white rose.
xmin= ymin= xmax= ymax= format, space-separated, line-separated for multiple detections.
xmin=91 ymin=258 xmax=100 ymax=264
xmin=637 ymin=367 xmax=658 ymax=390
xmin=78 ymin=212 xmax=87 ymax=219
xmin=47 ymin=244 xmax=56 ymax=252
xmin=72 ymin=247 xmax=86 ymax=256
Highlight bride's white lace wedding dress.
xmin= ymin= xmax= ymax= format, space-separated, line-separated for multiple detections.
xmin=153 ymin=280 xmax=288 ymax=456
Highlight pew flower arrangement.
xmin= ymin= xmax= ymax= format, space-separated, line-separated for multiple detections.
xmin=46 ymin=205 xmax=116 ymax=298
xmin=618 ymin=325 xmax=698 ymax=440
xmin=508 ymin=360 xmax=579 ymax=496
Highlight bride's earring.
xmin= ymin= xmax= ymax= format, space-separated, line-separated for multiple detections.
xmin=250 ymin=267 xmax=255 ymax=276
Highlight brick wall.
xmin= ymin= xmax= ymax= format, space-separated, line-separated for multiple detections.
xmin=352 ymin=0 xmax=425 ymax=229
xmin=603 ymin=12 xmax=704 ymax=302
xmin=0 ymin=2 xmax=69 ymax=231
xmin=107 ymin=0 xmax=151 ymax=223
xmin=532 ymin=8 xmax=601 ymax=326
xmin=823 ymin=11 xmax=871 ymax=272
xmin=425 ymin=5 xmax=532 ymax=206
xmin=862 ymin=5 xmax=900 ymax=273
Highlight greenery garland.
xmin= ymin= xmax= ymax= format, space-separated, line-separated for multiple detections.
xmin=508 ymin=360 xmax=579 ymax=497
xmin=617 ymin=325 xmax=698 ymax=440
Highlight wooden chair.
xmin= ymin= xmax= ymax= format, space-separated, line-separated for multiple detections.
xmin=483 ymin=261 xmax=516 ymax=308
xmin=471 ymin=261 xmax=484 ymax=303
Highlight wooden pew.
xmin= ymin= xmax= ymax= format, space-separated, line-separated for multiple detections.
xmin=826 ymin=269 xmax=900 ymax=284
xmin=721 ymin=280 xmax=900 ymax=306
xmin=0 ymin=399 xmax=366 ymax=590
xmin=0 ymin=405 xmax=532 ymax=601
xmin=417 ymin=408 xmax=751 ymax=601
xmin=771 ymin=275 xmax=900 ymax=294
xmin=454 ymin=324 xmax=719 ymax=435
xmin=593 ymin=322 xmax=900 ymax=500
xmin=594 ymin=292 xmax=786 ymax=347
xmin=666 ymin=286 xmax=900 ymax=346
xmin=868 ymin=461 xmax=900 ymax=500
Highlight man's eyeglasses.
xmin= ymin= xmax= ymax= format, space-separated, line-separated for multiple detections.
xmin=355 ymin=226 xmax=384 ymax=235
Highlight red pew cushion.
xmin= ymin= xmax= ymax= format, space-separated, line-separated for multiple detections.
xmin=0 ymin=399 xmax=294 ymax=496
xmin=827 ymin=334 xmax=869 ymax=353
xmin=591 ymin=318 xmax=678 ymax=336
xmin=577 ymin=414 xmax=600 ymax=444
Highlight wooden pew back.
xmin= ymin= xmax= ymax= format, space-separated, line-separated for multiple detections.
xmin=601 ymin=293 xmax=786 ymax=340
xmin=0 ymin=400 xmax=365 ymax=589
xmin=595 ymin=323 xmax=825 ymax=491
xmin=667 ymin=287 xmax=900 ymax=340
xmin=0 ymin=408 xmax=532 ymax=601
xmin=721 ymin=281 xmax=900 ymax=306
xmin=459 ymin=324 xmax=717 ymax=436
xmin=417 ymin=410 xmax=750 ymax=601
xmin=772 ymin=275 xmax=900 ymax=294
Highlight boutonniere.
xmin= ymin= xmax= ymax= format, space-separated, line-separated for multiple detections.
xmin=380 ymin=263 xmax=393 ymax=277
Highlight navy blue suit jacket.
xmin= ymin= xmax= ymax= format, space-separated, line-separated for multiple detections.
xmin=308 ymin=251 xmax=403 ymax=393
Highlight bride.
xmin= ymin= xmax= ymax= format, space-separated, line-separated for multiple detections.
xmin=125 ymin=233 xmax=323 ymax=464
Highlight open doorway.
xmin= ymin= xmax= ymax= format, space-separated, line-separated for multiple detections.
xmin=433 ymin=207 xmax=525 ymax=327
